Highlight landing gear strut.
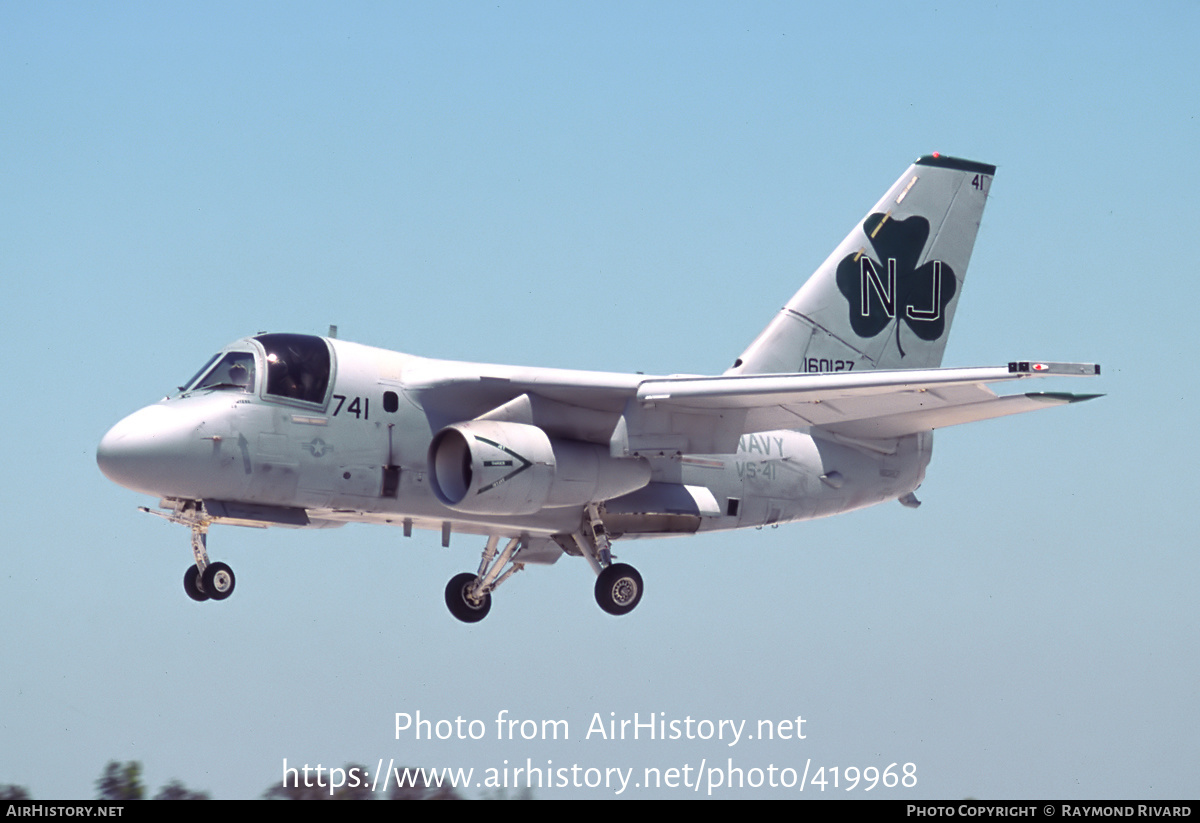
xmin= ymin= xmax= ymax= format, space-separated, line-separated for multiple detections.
xmin=573 ymin=503 xmax=644 ymax=617
xmin=444 ymin=535 xmax=526 ymax=623
xmin=142 ymin=500 xmax=237 ymax=603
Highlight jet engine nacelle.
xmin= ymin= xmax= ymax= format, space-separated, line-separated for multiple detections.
xmin=429 ymin=420 xmax=651 ymax=515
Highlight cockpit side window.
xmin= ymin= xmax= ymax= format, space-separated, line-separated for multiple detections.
xmin=256 ymin=333 xmax=332 ymax=405
xmin=190 ymin=352 xmax=257 ymax=393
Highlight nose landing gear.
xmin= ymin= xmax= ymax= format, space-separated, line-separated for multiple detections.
xmin=142 ymin=500 xmax=237 ymax=604
xmin=182 ymin=516 xmax=236 ymax=602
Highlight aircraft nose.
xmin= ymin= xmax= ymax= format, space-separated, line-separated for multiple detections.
xmin=97 ymin=404 xmax=213 ymax=496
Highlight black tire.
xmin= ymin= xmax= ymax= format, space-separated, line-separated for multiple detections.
xmin=445 ymin=572 xmax=491 ymax=623
xmin=184 ymin=565 xmax=209 ymax=602
xmin=202 ymin=562 xmax=235 ymax=601
xmin=595 ymin=563 xmax=643 ymax=615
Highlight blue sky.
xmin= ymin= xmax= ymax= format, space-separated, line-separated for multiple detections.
xmin=1 ymin=1 xmax=1196 ymax=798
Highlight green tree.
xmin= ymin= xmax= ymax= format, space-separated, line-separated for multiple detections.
xmin=96 ymin=761 xmax=143 ymax=801
xmin=153 ymin=779 xmax=210 ymax=800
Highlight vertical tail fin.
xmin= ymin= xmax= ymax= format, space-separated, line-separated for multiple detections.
xmin=728 ymin=154 xmax=995 ymax=375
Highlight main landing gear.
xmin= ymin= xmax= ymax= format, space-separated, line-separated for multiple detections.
xmin=443 ymin=504 xmax=643 ymax=623
xmin=576 ymin=502 xmax=642 ymax=616
xmin=594 ymin=563 xmax=643 ymax=616
xmin=142 ymin=500 xmax=236 ymax=603
xmin=445 ymin=535 xmax=524 ymax=623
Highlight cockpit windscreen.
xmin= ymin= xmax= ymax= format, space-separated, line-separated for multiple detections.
xmin=185 ymin=352 xmax=256 ymax=393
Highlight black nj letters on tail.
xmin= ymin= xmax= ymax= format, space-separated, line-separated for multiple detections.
xmin=835 ymin=214 xmax=956 ymax=354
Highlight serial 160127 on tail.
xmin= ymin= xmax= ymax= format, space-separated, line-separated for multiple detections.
xmin=97 ymin=154 xmax=1100 ymax=622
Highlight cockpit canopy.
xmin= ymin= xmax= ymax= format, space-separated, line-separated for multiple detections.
xmin=179 ymin=333 xmax=333 ymax=407
xmin=257 ymin=333 xmax=331 ymax=404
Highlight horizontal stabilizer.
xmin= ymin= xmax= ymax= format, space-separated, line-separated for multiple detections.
xmin=819 ymin=391 xmax=1103 ymax=439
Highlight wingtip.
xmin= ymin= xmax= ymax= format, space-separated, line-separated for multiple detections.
xmin=1007 ymin=361 xmax=1102 ymax=376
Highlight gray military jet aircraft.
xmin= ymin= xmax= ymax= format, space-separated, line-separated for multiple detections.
xmin=97 ymin=154 xmax=1100 ymax=622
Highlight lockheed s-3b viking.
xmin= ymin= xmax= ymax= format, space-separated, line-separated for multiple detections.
xmin=96 ymin=154 xmax=1100 ymax=622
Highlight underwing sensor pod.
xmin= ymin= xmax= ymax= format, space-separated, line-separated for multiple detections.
xmin=96 ymin=153 xmax=1101 ymax=622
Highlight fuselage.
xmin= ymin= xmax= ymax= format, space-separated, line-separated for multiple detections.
xmin=96 ymin=333 xmax=931 ymax=544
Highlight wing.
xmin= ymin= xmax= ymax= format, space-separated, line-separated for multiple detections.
xmin=611 ymin=361 xmax=1101 ymax=455
xmin=402 ymin=352 xmax=1099 ymax=455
